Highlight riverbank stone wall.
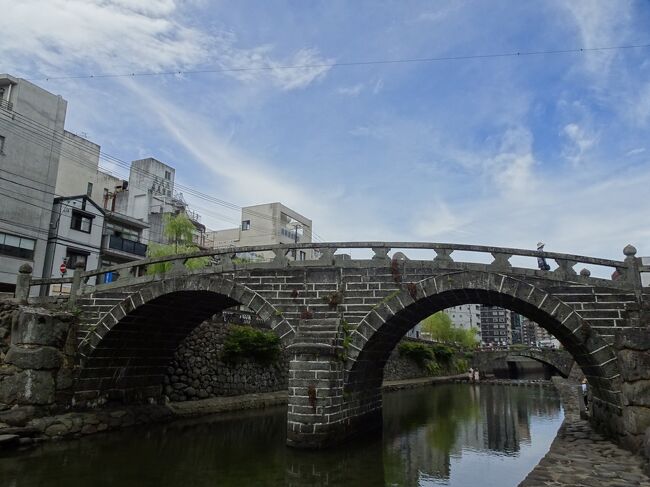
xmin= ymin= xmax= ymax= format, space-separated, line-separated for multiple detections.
xmin=164 ymin=316 xmax=289 ymax=402
xmin=0 ymin=307 xmax=76 ymax=412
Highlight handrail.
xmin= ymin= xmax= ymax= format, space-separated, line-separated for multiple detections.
xmin=20 ymin=241 xmax=644 ymax=301
xmin=76 ymin=241 xmax=626 ymax=280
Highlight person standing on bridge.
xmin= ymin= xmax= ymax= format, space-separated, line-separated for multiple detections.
xmin=537 ymin=242 xmax=551 ymax=271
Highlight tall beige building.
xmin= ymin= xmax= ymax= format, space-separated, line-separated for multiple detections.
xmin=206 ymin=203 xmax=316 ymax=261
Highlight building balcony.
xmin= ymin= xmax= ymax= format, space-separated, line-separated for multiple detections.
xmin=102 ymin=235 xmax=147 ymax=259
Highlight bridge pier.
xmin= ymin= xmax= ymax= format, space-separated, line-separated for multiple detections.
xmin=286 ymin=319 xmax=382 ymax=448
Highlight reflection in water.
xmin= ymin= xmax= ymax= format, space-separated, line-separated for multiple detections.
xmin=383 ymin=384 xmax=562 ymax=486
xmin=0 ymin=384 xmax=562 ymax=487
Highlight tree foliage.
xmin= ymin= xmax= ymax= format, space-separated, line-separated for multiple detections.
xmin=146 ymin=213 xmax=209 ymax=274
xmin=421 ymin=312 xmax=479 ymax=349
xmin=222 ymin=325 xmax=281 ymax=363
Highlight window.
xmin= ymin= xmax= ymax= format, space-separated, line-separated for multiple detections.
xmin=164 ymin=170 xmax=171 ymax=180
xmin=299 ymin=251 xmax=306 ymax=261
xmin=65 ymin=249 xmax=88 ymax=271
xmin=242 ymin=220 xmax=250 ymax=231
xmin=0 ymin=135 xmax=5 ymax=154
xmin=70 ymin=210 xmax=93 ymax=233
xmin=0 ymin=232 xmax=35 ymax=259
xmin=86 ymin=182 xmax=93 ymax=197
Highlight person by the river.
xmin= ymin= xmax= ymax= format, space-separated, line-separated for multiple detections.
xmin=473 ymin=368 xmax=480 ymax=382
xmin=468 ymin=367 xmax=474 ymax=383
xmin=581 ymin=378 xmax=589 ymax=410
xmin=537 ymin=242 xmax=551 ymax=271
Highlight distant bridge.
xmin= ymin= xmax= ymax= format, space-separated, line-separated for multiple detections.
xmin=475 ymin=348 xmax=574 ymax=377
xmin=16 ymin=241 xmax=650 ymax=448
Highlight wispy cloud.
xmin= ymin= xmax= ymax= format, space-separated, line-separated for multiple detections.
xmin=561 ymin=123 xmax=598 ymax=166
xmin=0 ymin=0 xmax=332 ymax=91
xmin=337 ymin=83 xmax=364 ymax=96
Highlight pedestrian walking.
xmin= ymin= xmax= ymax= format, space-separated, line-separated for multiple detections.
xmin=537 ymin=242 xmax=551 ymax=271
xmin=468 ymin=367 xmax=474 ymax=383
xmin=581 ymin=378 xmax=589 ymax=410
xmin=473 ymin=368 xmax=480 ymax=383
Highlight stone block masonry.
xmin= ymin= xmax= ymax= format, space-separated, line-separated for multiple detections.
xmin=0 ymin=306 xmax=77 ymax=410
xmin=164 ymin=315 xmax=289 ymax=401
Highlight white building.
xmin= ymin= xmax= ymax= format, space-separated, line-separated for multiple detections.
xmin=42 ymin=195 xmax=104 ymax=291
xmin=0 ymin=74 xmax=67 ymax=293
xmin=207 ymin=202 xmax=316 ymax=261
xmin=444 ymin=304 xmax=481 ymax=331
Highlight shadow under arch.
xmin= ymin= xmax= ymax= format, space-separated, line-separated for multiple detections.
xmin=346 ymin=270 xmax=622 ymax=410
xmin=75 ymin=274 xmax=294 ymax=403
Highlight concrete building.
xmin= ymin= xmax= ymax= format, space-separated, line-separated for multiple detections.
xmin=0 ymin=74 xmax=67 ymax=292
xmin=443 ymin=304 xmax=481 ymax=331
xmin=54 ymin=131 xmax=101 ymax=198
xmin=42 ymin=195 xmax=104 ymax=291
xmin=511 ymin=312 xmax=523 ymax=344
xmin=120 ymin=158 xmax=206 ymax=248
xmin=521 ymin=318 xmax=538 ymax=347
xmin=479 ymin=305 xmax=512 ymax=347
xmin=207 ymin=202 xmax=316 ymax=261
xmin=99 ymin=210 xmax=149 ymax=270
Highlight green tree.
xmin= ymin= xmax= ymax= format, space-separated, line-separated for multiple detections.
xmin=147 ymin=213 xmax=209 ymax=274
xmin=163 ymin=212 xmax=195 ymax=253
xmin=421 ymin=312 xmax=479 ymax=349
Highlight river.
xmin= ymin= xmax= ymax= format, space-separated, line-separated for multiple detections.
xmin=0 ymin=383 xmax=563 ymax=487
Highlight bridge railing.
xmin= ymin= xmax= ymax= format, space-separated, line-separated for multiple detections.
xmin=15 ymin=242 xmax=645 ymax=302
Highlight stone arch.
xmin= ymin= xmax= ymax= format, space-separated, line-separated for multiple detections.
xmin=75 ymin=274 xmax=293 ymax=403
xmin=346 ymin=270 xmax=621 ymax=410
xmin=506 ymin=350 xmax=574 ymax=378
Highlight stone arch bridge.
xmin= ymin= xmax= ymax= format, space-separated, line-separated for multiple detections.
xmin=19 ymin=241 xmax=650 ymax=449
xmin=474 ymin=348 xmax=574 ymax=378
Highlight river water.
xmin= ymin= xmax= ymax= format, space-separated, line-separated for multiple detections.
xmin=0 ymin=384 xmax=563 ymax=487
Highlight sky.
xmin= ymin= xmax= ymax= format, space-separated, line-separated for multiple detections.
xmin=1 ymin=0 xmax=649 ymax=261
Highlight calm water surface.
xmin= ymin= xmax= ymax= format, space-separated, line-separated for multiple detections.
xmin=0 ymin=384 xmax=563 ymax=487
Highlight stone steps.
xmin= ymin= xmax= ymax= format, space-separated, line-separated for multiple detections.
xmin=76 ymin=292 xmax=134 ymax=344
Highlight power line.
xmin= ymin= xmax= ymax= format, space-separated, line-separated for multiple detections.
xmin=0 ymin=108 xmax=326 ymax=240
xmin=0 ymin=107 xmax=326 ymax=241
xmin=26 ymin=42 xmax=650 ymax=82
xmin=0 ymin=177 xmax=284 ymax=247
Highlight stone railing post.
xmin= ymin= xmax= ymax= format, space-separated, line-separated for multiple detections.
xmin=623 ymin=245 xmax=644 ymax=304
xmin=69 ymin=262 xmax=85 ymax=306
xmin=14 ymin=263 xmax=32 ymax=304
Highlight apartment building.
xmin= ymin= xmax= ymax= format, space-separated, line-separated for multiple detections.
xmin=0 ymin=74 xmax=67 ymax=292
xmin=207 ymin=202 xmax=316 ymax=261
xmin=479 ymin=305 xmax=512 ymax=346
xmin=443 ymin=304 xmax=481 ymax=331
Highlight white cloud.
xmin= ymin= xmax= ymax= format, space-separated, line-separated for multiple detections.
xmin=0 ymin=0 xmax=331 ymax=91
xmin=625 ymin=147 xmax=646 ymax=157
xmin=486 ymin=127 xmax=537 ymax=195
xmin=372 ymin=78 xmax=384 ymax=95
xmin=337 ymin=83 xmax=364 ymax=96
xmin=561 ymin=123 xmax=598 ymax=166
xmin=414 ymin=200 xmax=470 ymax=239
xmin=559 ymin=0 xmax=634 ymax=74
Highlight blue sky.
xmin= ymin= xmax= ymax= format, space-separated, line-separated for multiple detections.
xmin=1 ymin=0 xmax=649 ymax=260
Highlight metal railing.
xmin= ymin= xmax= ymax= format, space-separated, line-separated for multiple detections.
xmin=14 ymin=241 xmax=647 ymax=303
xmin=106 ymin=235 xmax=147 ymax=257
xmin=0 ymin=98 xmax=13 ymax=111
